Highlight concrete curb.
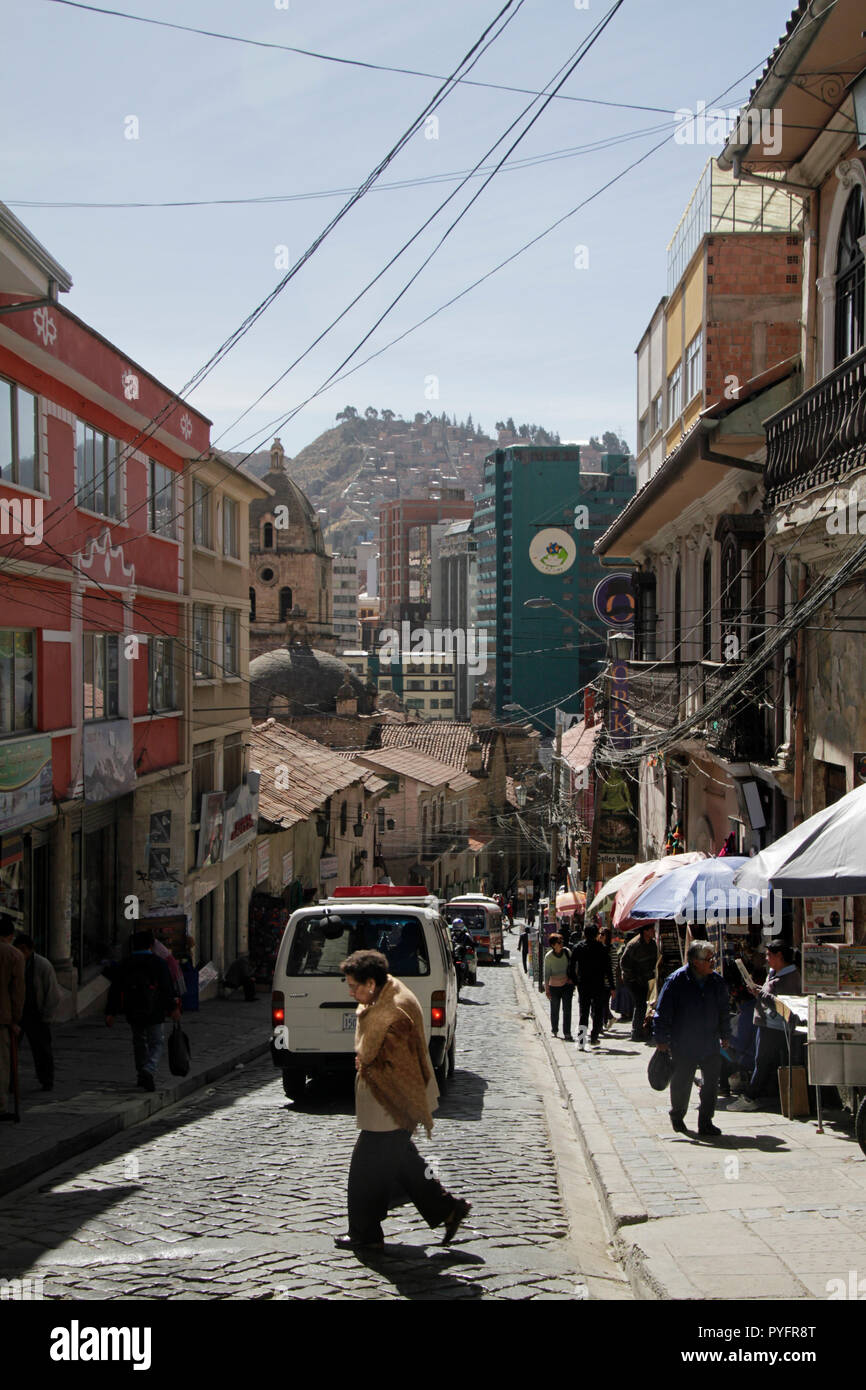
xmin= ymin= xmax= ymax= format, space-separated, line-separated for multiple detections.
xmin=0 ymin=1037 xmax=270 ymax=1198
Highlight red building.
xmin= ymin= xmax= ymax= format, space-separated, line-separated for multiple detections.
xmin=379 ymin=492 xmax=474 ymax=629
xmin=0 ymin=204 xmax=210 ymax=1002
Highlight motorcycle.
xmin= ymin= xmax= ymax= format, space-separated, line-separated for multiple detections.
xmin=452 ymin=935 xmax=478 ymax=994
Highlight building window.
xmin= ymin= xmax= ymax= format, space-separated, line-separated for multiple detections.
xmin=223 ymin=732 xmax=243 ymax=794
xmin=701 ymin=550 xmax=712 ymax=661
xmin=193 ymin=480 xmax=211 ymax=547
xmin=149 ymin=637 xmax=176 ymax=712
xmin=0 ymin=629 xmax=34 ymax=733
xmin=721 ymin=536 xmax=740 ymax=655
xmin=224 ymin=871 xmax=240 ymax=965
xmin=149 ymin=461 xmax=176 ymax=539
xmin=651 ymin=392 xmax=663 ymax=436
xmin=0 ymin=378 xmax=39 ymax=491
xmin=192 ymin=741 xmax=215 ymax=824
xmin=685 ymin=332 xmax=703 ymax=402
xmin=222 ymin=609 xmax=239 ymax=677
xmin=76 ymin=421 xmax=121 ymax=518
xmin=262 ymin=521 xmax=274 ymax=550
xmin=279 ymin=587 xmax=293 ymax=621
xmin=637 ymin=412 xmax=649 ymax=452
xmin=673 ymin=567 xmax=682 ymax=665
xmin=667 ymin=364 xmax=682 ymax=423
xmin=192 ymin=605 xmax=212 ymax=678
xmin=249 ymin=587 xmax=256 ymax=622
xmin=834 ymin=186 xmax=865 ymax=366
xmin=340 ymin=801 xmax=348 ymax=836
xmin=223 ymin=497 xmax=239 ymax=558
xmin=635 ymin=572 xmax=656 ymax=661
xmin=83 ymin=633 xmax=120 ymax=721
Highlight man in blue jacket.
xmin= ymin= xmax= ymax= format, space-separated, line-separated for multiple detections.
xmin=653 ymin=940 xmax=731 ymax=1137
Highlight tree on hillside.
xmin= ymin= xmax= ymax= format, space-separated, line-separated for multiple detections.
xmin=495 ymin=420 xmax=506 ymax=432
xmin=506 ymin=416 xmax=516 ymax=434
xmin=337 ymin=406 xmax=358 ymax=421
xmin=602 ymin=430 xmax=630 ymax=455
xmin=381 ymin=408 xmax=395 ymax=424
xmin=365 ymin=407 xmax=379 ymax=420
xmin=466 ymin=412 xmax=474 ymax=434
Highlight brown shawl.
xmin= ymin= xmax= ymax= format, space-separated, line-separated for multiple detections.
xmin=355 ymin=976 xmax=435 ymax=1138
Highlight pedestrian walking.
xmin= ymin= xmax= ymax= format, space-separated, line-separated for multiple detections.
xmin=652 ymin=940 xmax=731 ymax=1136
xmin=13 ymin=933 xmax=61 ymax=1091
xmin=0 ymin=915 xmax=25 ymax=1119
xmin=620 ymin=923 xmax=660 ymax=1041
xmin=518 ymin=924 xmax=529 ymax=973
xmin=526 ymin=902 xmax=537 ymax=930
xmin=506 ymin=898 xmax=514 ymax=928
xmin=600 ymin=926 xmax=618 ymax=1028
xmin=105 ymin=929 xmax=181 ymax=1091
xmin=544 ymin=934 xmax=574 ymax=1040
xmin=728 ymin=939 xmax=802 ymax=1113
xmin=335 ymin=949 xmax=471 ymax=1251
xmin=568 ymin=922 xmax=614 ymax=1048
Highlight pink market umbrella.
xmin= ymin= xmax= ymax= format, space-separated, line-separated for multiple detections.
xmin=613 ymin=852 xmax=708 ymax=931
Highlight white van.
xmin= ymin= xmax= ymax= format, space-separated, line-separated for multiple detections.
xmin=270 ymin=887 xmax=458 ymax=1101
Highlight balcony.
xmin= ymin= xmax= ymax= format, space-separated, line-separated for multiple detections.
xmin=625 ymin=660 xmax=777 ymax=763
xmin=764 ymin=345 xmax=866 ymax=507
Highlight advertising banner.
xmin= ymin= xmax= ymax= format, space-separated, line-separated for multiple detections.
xmin=222 ymin=771 xmax=260 ymax=862
xmin=84 ymin=720 xmax=135 ymax=802
xmin=0 ymin=734 xmax=53 ymax=833
xmin=197 ymin=792 xmax=225 ymax=868
xmin=256 ymin=840 xmax=270 ymax=884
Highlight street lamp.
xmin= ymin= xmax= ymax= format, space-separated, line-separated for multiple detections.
xmin=607 ymin=629 xmax=634 ymax=662
xmin=524 ymin=595 xmax=606 ymax=645
xmin=502 ymin=700 xmax=555 ymax=735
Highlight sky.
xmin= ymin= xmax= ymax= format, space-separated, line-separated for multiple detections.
xmin=1 ymin=0 xmax=794 ymax=460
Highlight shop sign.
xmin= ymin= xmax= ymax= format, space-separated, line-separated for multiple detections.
xmin=256 ymin=840 xmax=270 ymax=884
xmin=592 ymin=572 xmax=635 ymax=627
xmin=83 ymin=720 xmax=135 ymax=802
xmin=222 ymin=772 xmax=260 ymax=861
xmin=281 ymin=850 xmax=294 ymax=887
xmin=804 ymin=896 xmax=846 ymax=941
xmin=0 ymin=734 xmax=53 ymax=834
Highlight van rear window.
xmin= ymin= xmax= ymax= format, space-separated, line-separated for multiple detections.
xmin=287 ymin=914 xmax=431 ymax=977
xmin=444 ymin=906 xmax=486 ymax=932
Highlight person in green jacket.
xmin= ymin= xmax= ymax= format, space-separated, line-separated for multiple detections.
xmin=544 ymin=934 xmax=574 ymax=1040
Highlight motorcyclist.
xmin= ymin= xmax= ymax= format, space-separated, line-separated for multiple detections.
xmin=450 ymin=919 xmax=477 ymax=984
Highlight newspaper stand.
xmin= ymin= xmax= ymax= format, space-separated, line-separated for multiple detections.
xmin=806 ymin=995 xmax=866 ymax=1154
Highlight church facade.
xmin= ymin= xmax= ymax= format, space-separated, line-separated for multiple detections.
xmin=247 ymin=438 xmax=336 ymax=660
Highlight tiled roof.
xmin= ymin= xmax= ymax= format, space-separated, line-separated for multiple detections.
xmin=374 ymin=719 xmax=500 ymax=771
xmin=353 ymin=747 xmax=476 ymax=792
xmin=250 ymin=720 xmax=386 ymax=830
xmin=561 ymin=718 xmax=602 ymax=773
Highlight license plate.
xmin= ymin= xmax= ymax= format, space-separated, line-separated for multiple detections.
xmin=342 ymin=1012 xmax=357 ymax=1031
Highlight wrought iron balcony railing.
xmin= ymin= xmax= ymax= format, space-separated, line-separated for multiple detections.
xmin=623 ymin=660 xmax=777 ymax=763
xmin=764 ymin=344 xmax=866 ymax=508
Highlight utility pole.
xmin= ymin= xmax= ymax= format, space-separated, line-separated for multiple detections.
xmin=540 ymin=724 xmax=563 ymax=992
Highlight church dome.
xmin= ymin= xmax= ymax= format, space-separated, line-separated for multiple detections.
xmin=249 ymin=437 xmax=326 ymax=556
xmin=249 ymin=645 xmax=371 ymax=718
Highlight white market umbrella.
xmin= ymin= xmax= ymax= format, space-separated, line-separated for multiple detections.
xmin=733 ymin=783 xmax=866 ymax=896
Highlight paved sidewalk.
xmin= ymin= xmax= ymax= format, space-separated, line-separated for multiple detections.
xmin=515 ymin=961 xmax=866 ymax=1300
xmin=1 ymin=999 xmax=270 ymax=1196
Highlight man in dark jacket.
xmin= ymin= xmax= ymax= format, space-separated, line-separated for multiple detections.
xmin=653 ymin=941 xmax=731 ymax=1137
xmin=106 ymin=930 xmax=180 ymax=1091
xmin=0 ymin=915 xmax=25 ymax=1117
xmin=14 ymin=933 xmax=61 ymax=1090
xmin=568 ymin=922 xmax=614 ymax=1049
xmin=620 ymin=923 xmax=659 ymax=1041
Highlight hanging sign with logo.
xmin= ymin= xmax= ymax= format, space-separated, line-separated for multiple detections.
xmin=592 ymin=573 xmax=635 ymax=628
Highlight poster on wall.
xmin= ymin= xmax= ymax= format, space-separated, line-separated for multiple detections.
xmin=197 ymin=792 xmax=225 ymax=868
xmin=838 ymin=946 xmax=866 ymax=993
xmin=256 ymin=840 xmax=270 ymax=884
xmin=596 ymin=767 xmax=639 ymax=867
xmin=0 ymin=734 xmax=53 ymax=834
xmin=802 ymin=944 xmax=840 ymax=994
xmin=84 ymin=720 xmax=135 ymax=802
xmin=804 ymin=896 xmax=846 ymax=941
xmin=281 ymin=850 xmax=294 ymax=887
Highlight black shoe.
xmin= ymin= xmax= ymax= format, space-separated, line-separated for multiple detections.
xmin=563 ymin=1033 xmax=574 ymax=1042
xmin=139 ymin=1071 xmax=155 ymax=1092
xmin=551 ymin=1029 xmax=558 ymax=1037
xmin=670 ymin=1110 xmax=688 ymax=1134
xmin=698 ymin=1118 xmax=722 ymax=1137
xmin=590 ymin=1035 xmax=600 ymax=1045
xmin=441 ymin=1198 xmax=472 ymax=1245
xmin=334 ymin=1235 xmax=385 ymax=1251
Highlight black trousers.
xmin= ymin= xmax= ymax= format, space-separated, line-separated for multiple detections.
xmin=627 ymin=981 xmax=649 ymax=1039
xmin=348 ymin=1129 xmax=457 ymax=1244
xmin=548 ymin=984 xmax=573 ymax=1035
xmin=577 ymin=984 xmax=608 ymax=1041
xmin=520 ymin=940 xmax=529 ymax=972
xmin=745 ymin=1027 xmax=787 ymax=1100
xmin=21 ymin=1018 xmax=54 ymax=1088
xmin=669 ymin=1049 xmax=721 ymax=1120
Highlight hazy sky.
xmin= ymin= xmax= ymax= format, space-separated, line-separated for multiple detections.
xmin=3 ymin=0 xmax=793 ymax=459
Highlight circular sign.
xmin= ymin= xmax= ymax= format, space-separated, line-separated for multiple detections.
xmin=592 ymin=572 xmax=635 ymax=627
xmin=529 ymin=527 xmax=576 ymax=575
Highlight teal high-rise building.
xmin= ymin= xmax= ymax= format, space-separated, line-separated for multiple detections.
xmin=474 ymin=444 xmax=635 ymax=730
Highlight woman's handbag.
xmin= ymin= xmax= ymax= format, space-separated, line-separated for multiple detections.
xmin=168 ymin=1020 xmax=191 ymax=1077
xmin=647 ymin=1047 xmax=674 ymax=1091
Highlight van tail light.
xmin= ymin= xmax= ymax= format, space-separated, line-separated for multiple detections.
xmin=431 ymin=990 xmax=446 ymax=1029
xmin=272 ymin=991 xmax=285 ymax=1027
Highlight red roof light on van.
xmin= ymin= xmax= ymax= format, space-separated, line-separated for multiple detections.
xmin=332 ymin=885 xmax=429 ymax=898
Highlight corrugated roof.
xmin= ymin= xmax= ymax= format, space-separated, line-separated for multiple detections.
xmin=354 ymin=746 xmax=476 ymax=792
xmin=250 ymin=720 xmax=386 ymax=830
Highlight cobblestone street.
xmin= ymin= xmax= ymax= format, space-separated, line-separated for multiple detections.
xmin=0 ymin=963 xmax=630 ymax=1301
